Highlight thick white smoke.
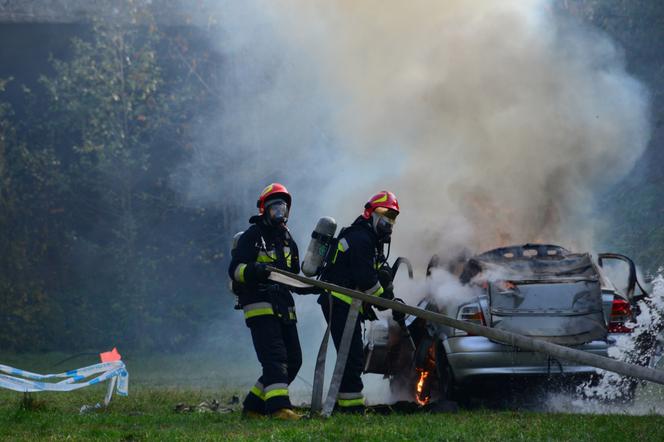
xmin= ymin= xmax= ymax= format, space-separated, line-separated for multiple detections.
xmin=187 ymin=0 xmax=650 ymax=268
xmin=287 ymin=0 xmax=651 ymax=267
xmin=183 ymin=0 xmax=652 ymax=404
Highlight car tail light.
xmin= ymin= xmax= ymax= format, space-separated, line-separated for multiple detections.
xmin=455 ymin=303 xmax=486 ymax=336
xmin=495 ymin=280 xmax=517 ymax=292
xmin=608 ymin=297 xmax=633 ymax=333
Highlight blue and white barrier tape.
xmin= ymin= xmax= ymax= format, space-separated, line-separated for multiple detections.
xmin=0 ymin=361 xmax=128 ymax=406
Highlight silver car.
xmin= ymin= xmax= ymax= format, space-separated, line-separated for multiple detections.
xmin=363 ymin=243 xmax=649 ymax=405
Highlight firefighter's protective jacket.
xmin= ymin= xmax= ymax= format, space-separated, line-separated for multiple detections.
xmin=320 ymin=216 xmax=386 ymax=308
xmin=228 ymin=216 xmax=300 ymax=322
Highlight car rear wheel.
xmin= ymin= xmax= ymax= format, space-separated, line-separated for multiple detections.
xmin=435 ymin=339 xmax=458 ymax=403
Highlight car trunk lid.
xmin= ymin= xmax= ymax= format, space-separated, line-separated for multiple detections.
xmin=482 ymin=253 xmax=607 ymax=345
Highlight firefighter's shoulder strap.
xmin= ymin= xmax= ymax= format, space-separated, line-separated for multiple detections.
xmin=230 ymin=227 xmax=267 ymax=282
xmin=236 ymin=224 xmax=269 ymax=257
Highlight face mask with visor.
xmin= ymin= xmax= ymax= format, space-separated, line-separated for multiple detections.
xmin=371 ymin=207 xmax=398 ymax=238
xmin=265 ymin=198 xmax=289 ymax=225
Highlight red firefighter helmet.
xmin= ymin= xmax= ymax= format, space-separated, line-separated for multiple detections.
xmin=257 ymin=183 xmax=292 ymax=215
xmin=362 ymin=190 xmax=400 ymax=219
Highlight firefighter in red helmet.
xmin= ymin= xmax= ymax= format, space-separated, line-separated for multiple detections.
xmin=318 ymin=190 xmax=401 ymax=413
xmin=228 ymin=183 xmax=303 ymax=420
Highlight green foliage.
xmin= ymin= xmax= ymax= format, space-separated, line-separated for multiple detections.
xmin=39 ymin=14 xmax=181 ymax=349
xmin=1 ymin=78 xmax=65 ymax=350
xmin=601 ymin=180 xmax=664 ymax=273
xmin=0 ymin=4 xmax=228 ymax=352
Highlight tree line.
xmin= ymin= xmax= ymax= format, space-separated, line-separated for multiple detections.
xmin=0 ymin=12 xmax=234 ymax=352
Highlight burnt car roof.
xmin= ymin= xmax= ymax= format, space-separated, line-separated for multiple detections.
xmin=476 ymin=243 xmax=570 ymax=260
xmin=460 ymin=243 xmax=598 ymax=283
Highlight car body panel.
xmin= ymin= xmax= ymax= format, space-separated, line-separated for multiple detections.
xmin=442 ymin=335 xmax=609 ymax=383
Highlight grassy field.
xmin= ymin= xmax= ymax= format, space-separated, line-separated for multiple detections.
xmin=1 ymin=352 xmax=664 ymax=441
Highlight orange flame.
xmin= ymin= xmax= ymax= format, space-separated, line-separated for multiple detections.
xmin=415 ymin=370 xmax=430 ymax=406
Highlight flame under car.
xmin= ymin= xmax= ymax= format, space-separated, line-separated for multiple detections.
xmin=363 ymin=244 xmax=646 ymax=405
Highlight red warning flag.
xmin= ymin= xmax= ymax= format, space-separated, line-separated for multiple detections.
xmin=99 ymin=347 xmax=122 ymax=362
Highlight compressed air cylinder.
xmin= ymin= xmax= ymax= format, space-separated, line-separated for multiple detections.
xmin=231 ymin=231 xmax=244 ymax=254
xmin=302 ymin=217 xmax=337 ymax=277
xmin=229 ymin=231 xmax=244 ymax=309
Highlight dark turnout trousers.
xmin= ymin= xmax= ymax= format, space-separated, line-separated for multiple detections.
xmin=243 ymin=314 xmax=302 ymax=414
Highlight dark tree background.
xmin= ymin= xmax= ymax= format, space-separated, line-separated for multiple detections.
xmin=0 ymin=7 xmax=230 ymax=352
xmin=0 ymin=1 xmax=662 ymax=352
xmin=576 ymin=0 xmax=664 ymax=269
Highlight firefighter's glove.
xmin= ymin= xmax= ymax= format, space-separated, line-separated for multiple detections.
xmin=391 ymin=298 xmax=406 ymax=323
xmin=362 ymin=304 xmax=378 ymax=321
xmin=378 ymin=266 xmax=394 ymax=288
xmin=245 ymin=262 xmax=271 ymax=283
xmin=292 ymin=286 xmax=325 ymax=295
xmin=372 ymin=283 xmax=392 ymax=311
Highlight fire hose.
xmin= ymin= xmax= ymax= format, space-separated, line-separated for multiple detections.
xmin=266 ymin=266 xmax=664 ymax=396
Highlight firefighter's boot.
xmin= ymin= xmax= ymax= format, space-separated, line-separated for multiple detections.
xmin=271 ymin=408 xmax=302 ymax=421
xmin=241 ymin=410 xmax=265 ymax=420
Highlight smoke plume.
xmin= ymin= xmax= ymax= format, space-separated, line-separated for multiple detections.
xmin=187 ymin=0 xmax=650 ymax=269
xmin=182 ymin=0 xmax=651 ymax=402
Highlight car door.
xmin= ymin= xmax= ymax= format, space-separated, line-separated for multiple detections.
xmin=597 ymin=253 xmax=648 ymax=304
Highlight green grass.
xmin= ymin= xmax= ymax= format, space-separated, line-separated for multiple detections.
xmin=2 ymin=389 xmax=664 ymax=441
xmin=1 ymin=353 xmax=664 ymax=441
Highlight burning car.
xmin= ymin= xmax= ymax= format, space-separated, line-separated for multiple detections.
xmin=363 ymin=243 xmax=650 ymax=406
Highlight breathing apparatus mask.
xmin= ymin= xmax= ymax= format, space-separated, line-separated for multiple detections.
xmin=371 ymin=207 xmax=398 ymax=239
xmin=265 ymin=198 xmax=289 ymax=226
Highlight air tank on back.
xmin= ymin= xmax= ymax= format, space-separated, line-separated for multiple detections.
xmin=302 ymin=217 xmax=337 ymax=277
xmin=229 ymin=231 xmax=244 ymax=309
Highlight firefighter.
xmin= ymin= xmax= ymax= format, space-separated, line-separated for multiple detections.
xmin=318 ymin=190 xmax=401 ymax=413
xmin=228 ymin=183 xmax=303 ymax=420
